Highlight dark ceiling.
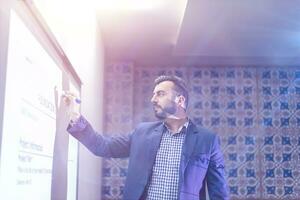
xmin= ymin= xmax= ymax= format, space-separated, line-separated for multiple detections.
xmin=97 ymin=0 xmax=300 ymax=65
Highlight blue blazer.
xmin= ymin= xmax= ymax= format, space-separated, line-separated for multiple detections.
xmin=68 ymin=116 xmax=229 ymax=200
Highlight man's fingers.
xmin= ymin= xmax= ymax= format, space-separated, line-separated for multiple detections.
xmin=62 ymin=96 xmax=71 ymax=105
xmin=61 ymin=91 xmax=79 ymax=106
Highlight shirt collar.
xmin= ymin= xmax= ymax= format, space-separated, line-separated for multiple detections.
xmin=163 ymin=119 xmax=189 ymax=135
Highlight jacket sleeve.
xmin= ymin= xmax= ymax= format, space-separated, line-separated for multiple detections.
xmin=67 ymin=115 xmax=132 ymax=158
xmin=206 ymin=135 xmax=230 ymax=200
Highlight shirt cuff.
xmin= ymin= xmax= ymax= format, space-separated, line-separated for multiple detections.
xmin=67 ymin=115 xmax=88 ymax=133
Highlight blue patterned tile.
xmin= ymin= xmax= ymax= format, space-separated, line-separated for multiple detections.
xmin=246 ymin=169 xmax=256 ymax=178
xmin=103 ymin=168 xmax=111 ymax=177
xmin=158 ymin=70 xmax=167 ymax=75
xmin=226 ymin=70 xmax=235 ymax=78
xmin=228 ymin=136 xmax=237 ymax=145
xmin=193 ymin=70 xmax=202 ymax=78
xmin=230 ymin=186 xmax=239 ymax=195
xmin=229 ymin=168 xmax=238 ymax=178
xmin=280 ymin=102 xmax=289 ymax=110
xmin=262 ymin=87 xmax=272 ymax=95
xmin=211 ymin=86 xmax=219 ymax=95
xmin=193 ymin=117 xmax=203 ymax=126
xmin=295 ymin=87 xmax=300 ymax=95
xmin=282 ymin=137 xmax=291 ymax=145
xmin=120 ymin=168 xmax=127 ymax=177
xmin=284 ymin=186 xmax=293 ymax=195
xmin=296 ymin=103 xmax=300 ymax=110
xmin=263 ymin=102 xmax=272 ymax=110
xmin=266 ymin=168 xmax=275 ymax=178
xmin=279 ymin=71 xmax=288 ymax=79
xmin=244 ymin=118 xmax=254 ymax=127
xmin=280 ymin=118 xmax=289 ymax=127
xmin=102 ymin=186 xmax=111 ymax=196
xmin=295 ymin=71 xmax=300 ymax=79
xmin=283 ymin=169 xmax=293 ymax=178
xmin=211 ymin=117 xmax=220 ymax=126
xmin=245 ymin=153 xmax=255 ymax=162
xmin=243 ymin=70 xmax=252 ymax=78
xmin=228 ymin=153 xmax=237 ymax=161
xmin=194 ymin=101 xmax=202 ymax=109
xmin=105 ymin=65 xmax=300 ymax=200
xmin=262 ymin=71 xmax=271 ymax=79
xmin=227 ymin=101 xmax=236 ymax=109
xmin=263 ymin=118 xmax=273 ymax=127
xmin=243 ymin=70 xmax=252 ymax=79
xmin=282 ymin=153 xmax=292 ymax=162
xmin=174 ymin=70 xmax=183 ymax=77
xmin=243 ymin=86 xmax=253 ymax=95
xmin=279 ymin=87 xmax=289 ymax=95
xmin=265 ymin=153 xmax=274 ymax=162
xmin=247 ymin=186 xmax=256 ymax=195
xmin=245 ymin=136 xmax=255 ymax=145
xmin=264 ymin=136 xmax=273 ymax=145
xmin=226 ymin=86 xmax=236 ymax=95
xmin=266 ymin=186 xmax=276 ymax=194
xmin=244 ymin=101 xmax=253 ymax=109
xmin=228 ymin=117 xmax=237 ymax=126
xmin=211 ymin=101 xmax=220 ymax=109
xmin=210 ymin=70 xmax=219 ymax=78
xmin=193 ymin=86 xmax=202 ymax=94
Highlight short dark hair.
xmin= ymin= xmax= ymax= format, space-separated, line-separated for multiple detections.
xmin=154 ymin=75 xmax=189 ymax=109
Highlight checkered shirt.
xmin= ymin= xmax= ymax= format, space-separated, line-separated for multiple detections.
xmin=145 ymin=121 xmax=189 ymax=200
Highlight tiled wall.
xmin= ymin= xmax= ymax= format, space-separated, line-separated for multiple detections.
xmin=102 ymin=64 xmax=300 ymax=200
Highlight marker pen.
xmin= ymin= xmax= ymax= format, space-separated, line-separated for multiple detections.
xmin=55 ymin=87 xmax=81 ymax=104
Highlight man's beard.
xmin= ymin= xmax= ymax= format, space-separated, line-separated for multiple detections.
xmin=153 ymin=103 xmax=177 ymax=120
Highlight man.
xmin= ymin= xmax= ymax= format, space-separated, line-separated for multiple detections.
xmin=64 ymin=75 xmax=229 ymax=200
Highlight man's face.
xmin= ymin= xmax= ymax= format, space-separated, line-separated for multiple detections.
xmin=151 ymin=81 xmax=178 ymax=119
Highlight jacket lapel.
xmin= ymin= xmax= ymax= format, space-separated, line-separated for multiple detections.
xmin=177 ymin=121 xmax=199 ymax=198
xmin=181 ymin=121 xmax=199 ymax=173
xmin=146 ymin=123 xmax=164 ymax=171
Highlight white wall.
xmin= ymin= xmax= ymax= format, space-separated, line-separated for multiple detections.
xmin=0 ymin=0 xmax=12 ymax=166
xmin=34 ymin=1 xmax=105 ymax=199
xmin=61 ymin=10 xmax=105 ymax=200
xmin=0 ymin=0 xmax=105 ymax=199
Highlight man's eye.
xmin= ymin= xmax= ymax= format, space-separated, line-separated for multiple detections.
xmin=157 ymin=92 xmax=165 ymax=96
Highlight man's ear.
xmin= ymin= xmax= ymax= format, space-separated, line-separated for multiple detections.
xmin=176 ymin=95 xmax=185 ymax=106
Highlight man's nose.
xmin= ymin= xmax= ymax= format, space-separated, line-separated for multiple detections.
xmin=151 ymin=95 xmax=157 ymax=103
